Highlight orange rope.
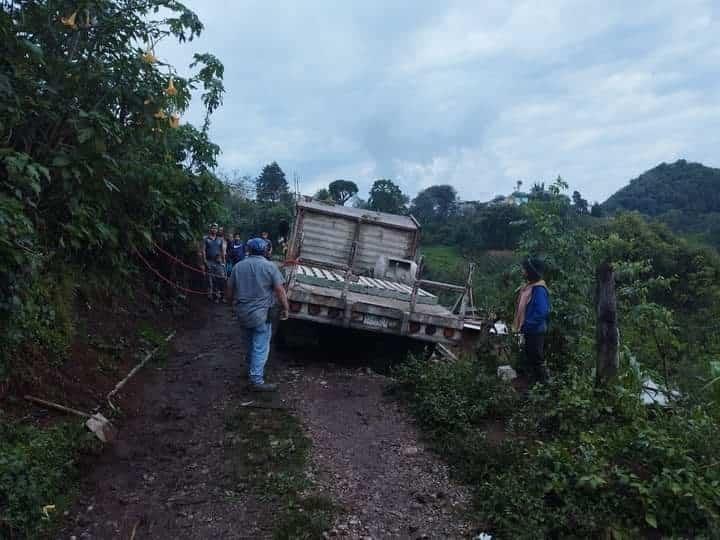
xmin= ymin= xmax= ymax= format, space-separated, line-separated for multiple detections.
xmin=151 ymin=240 xmax=226 ymax=279
xmin=134 ymin=248 xmax=212 ymax=296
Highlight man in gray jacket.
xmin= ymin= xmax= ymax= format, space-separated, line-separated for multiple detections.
xmin=226 ymin=238 xmax=289 ymax=391
xmin=200 ymin=223 xmax=226 ymax=302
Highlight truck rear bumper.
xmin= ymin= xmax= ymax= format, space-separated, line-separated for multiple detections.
xmin=285 ymin=291 xmax=463 ymax=345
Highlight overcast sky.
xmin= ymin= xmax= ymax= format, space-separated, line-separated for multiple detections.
xmin=161 ymin=0 xmax=720 ymax=204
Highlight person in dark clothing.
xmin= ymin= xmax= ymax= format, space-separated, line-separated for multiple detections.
xmin=199 ymin=223 xmax=226 ymax=302
xmin=227 ymin=232 xmax=246 ymax=272
xmin=512 ymin=257 xmax=551 ymax=386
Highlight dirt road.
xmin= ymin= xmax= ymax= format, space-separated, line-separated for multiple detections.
xmin=63 ymin=304 xmax=473 ymax=539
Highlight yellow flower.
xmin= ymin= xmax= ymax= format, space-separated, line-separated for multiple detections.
xmin=153 ymin=110 xmax=167 ymax=120
xmin=141 ymin=48 xmax=157 ymax=64
xmin=41 ymin=505 xmax=56 ymax=520
xmin=169 ymin=114 xmax=180 ymax=129
xmin=61 ymin=11 xmax=78 ymax=29
xmin=165 ymin=78 xmax=177 ymax=96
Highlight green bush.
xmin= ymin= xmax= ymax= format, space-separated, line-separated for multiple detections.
xmin=1 ymin=272 xmax=76 ymax=375
xmin=397 ymin=360 xmax=720 ymax=538
xmin=0 ymin=421 xmax=95 ymax=538
xmin=393 ymin=356 xmax=519 ymax=434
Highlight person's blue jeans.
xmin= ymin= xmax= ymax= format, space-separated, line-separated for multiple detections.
xmin=245 ymin=322 xmax=272 ymax=385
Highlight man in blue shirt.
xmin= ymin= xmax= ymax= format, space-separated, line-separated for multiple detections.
xmin=512 ymin=257 xmax=551 ymax=386
xmin=226 ymin=232 xmax=246 ymax=275
xmin=226 ymin=238 xmax=289 ymax=391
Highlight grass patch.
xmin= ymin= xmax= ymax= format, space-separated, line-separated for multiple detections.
xmin=0 ymin=419 xmax=98 ymax=539
xmin=137 ymin=322 xmax=170 ymax=366
xmin=395 ymin=357 xmax=720 ymax=538
xmin=224 ymin=404 xmax=336 ymax=539
xmin=421 ymin=245 xmax=518 ymax=312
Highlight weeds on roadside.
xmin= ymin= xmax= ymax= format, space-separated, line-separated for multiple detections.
xmin=223 ymin=406 xmax=336 ymax=539
xmin=0 ymin=420 xmax=98 ymax=539
xmin=394 ymin=357 xmax=720 ymax=538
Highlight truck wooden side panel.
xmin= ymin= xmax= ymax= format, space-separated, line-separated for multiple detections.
xmin=285 ymin=198 xmax=466 ymax=345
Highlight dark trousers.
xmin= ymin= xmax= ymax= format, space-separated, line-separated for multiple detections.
xmin=523 ymin=333 xmax=549 ymax=385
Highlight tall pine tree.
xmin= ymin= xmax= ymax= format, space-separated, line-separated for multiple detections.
xmin=256 ymin=162 xmax=291 ymax=204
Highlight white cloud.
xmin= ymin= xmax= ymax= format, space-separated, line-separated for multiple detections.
xmin=164 ymin=0 xmax=720 ymax=204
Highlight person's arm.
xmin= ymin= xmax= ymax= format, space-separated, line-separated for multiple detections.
xmin=270 ymin=265 xmax=289 ymax=318
xmin=274 ymin=284 xmax=289 ymax=320
xmin=199 ymin=238 xmax=207 ymax=269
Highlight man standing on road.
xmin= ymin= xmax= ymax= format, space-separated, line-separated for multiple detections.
xmin=227 ymin=231 xmax=246 ymax=274
xmin=200 ymin=223 xmax=226 ymax=303
xmin=226 ymin=238 xmax=290 ymax=392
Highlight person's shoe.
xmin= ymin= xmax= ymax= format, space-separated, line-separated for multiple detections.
xmin=250 ymin=383 xmax=278 ymax=392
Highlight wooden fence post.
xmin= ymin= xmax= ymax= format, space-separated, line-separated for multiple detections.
xmin=596 ymin=261 xmax=619 ymax=386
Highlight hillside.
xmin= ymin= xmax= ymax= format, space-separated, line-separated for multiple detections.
xmin=603 ymin=160 xmax=720 ymax=245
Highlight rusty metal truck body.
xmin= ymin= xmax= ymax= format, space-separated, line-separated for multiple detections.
xmin=282 ymin=198 xmax=471 ymax=345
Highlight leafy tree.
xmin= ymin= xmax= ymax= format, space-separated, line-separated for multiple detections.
xmin=367 ymin=179 xmax=408 ymax=214
xmin=590 ymin=202 xmax=603 ymax=217
xmin=410 ymin=185 xmax=457 ymax=224
xmin=572 ymin=190 xmax=589 ymax=214
xmin=0 ymin=0 xmax=226 ymax=373
xmin=314 ymin=188 xmax=333 ymax=202
xmin=328 ymin=179 xmax=358 ymax=205
xmin=256 ymin=162 xmax=291 ymax=204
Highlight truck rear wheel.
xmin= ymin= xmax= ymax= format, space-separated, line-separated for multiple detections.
xmin=273 ymin=318 xmax=320 ymax=350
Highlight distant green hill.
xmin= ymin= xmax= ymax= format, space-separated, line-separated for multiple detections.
xmin=603 ymin=160 xmax=720 ymax=247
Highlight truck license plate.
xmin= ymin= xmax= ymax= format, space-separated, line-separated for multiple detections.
xmin=363 ymin=314 xmax=389 ymax=328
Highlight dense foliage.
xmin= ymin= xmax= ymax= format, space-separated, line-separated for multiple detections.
xmin=603 ymin=160 xmax=720 ymax=247
xmin=0 ymin=0 xmax=226 ymax=374
xmin=327 ymin=179 xmax=358 ymax=205
xmin=221 ymin=169 xmax=293 ymax=242
xmin=0 ymin=420 xmax=96 ymax=537
xmin=409 ymin=184 xmax=457 ymax=223
xmin=398 ymin=179 xmax=720 ymax=538
xmin=367 ymin=178 xmax=408 ymax=214
xmin=395 ymin=359 xmax=720 ymax=538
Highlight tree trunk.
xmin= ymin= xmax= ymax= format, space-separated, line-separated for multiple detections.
xmin=596 ymin=261 xmax=619 ymax=386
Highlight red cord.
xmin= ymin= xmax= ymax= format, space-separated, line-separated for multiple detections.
xmin=134 ymin=248 xmax=212 ymax=296
xmin=151 ymin=240 xmax=226 ymax=279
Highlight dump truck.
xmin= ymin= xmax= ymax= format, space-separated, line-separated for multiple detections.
xmin=281 ymin=197 xmax=474 ymax=348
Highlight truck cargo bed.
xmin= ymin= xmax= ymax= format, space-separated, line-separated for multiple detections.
xmin=294 ymin=265 xmax=437 ymax=304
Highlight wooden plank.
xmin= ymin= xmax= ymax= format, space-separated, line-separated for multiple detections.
xmin=417 ymin=279 xmax=466 ymax=292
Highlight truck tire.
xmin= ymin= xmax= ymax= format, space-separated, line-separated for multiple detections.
xmin=273 ymin=318 xmax=320 ymax=350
